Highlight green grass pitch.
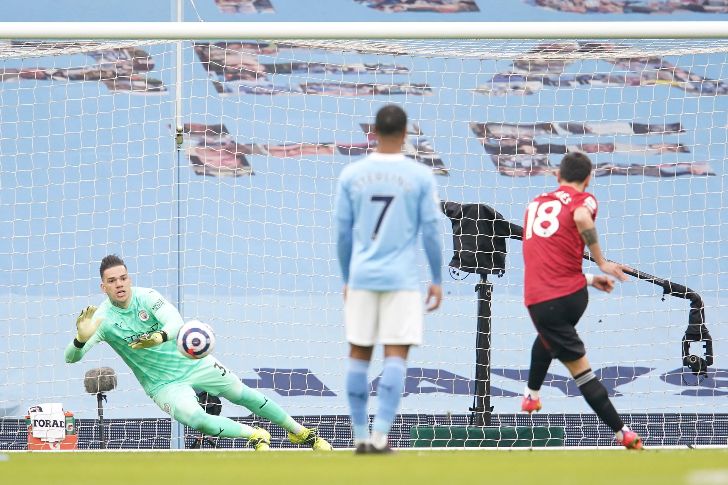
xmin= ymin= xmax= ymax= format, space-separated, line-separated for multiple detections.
xmin=3 ymin=449 xmax=728 ymax=485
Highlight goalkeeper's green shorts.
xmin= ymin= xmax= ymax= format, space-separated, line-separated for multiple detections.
xmin=150 ymin=356 xmax=243 ymax=417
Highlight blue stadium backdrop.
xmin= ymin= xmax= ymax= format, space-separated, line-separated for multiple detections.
xmin=1 ymin=0 xmax=727 ymax=447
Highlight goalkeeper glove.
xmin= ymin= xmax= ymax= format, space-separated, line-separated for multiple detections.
xmin=129 ymin=331 xmax=168 ymax=350
xmin=75 ymin=305 xmax=100 ymax=343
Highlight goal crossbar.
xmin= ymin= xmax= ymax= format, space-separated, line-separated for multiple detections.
xmin=1 ymin=21 xmax=728 ymax=40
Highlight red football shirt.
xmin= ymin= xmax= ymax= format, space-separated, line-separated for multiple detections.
xmin=523 ymin=185 xmax=598 ymax=306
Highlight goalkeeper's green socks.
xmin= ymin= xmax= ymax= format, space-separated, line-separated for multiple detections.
xmin=189 ymin=412 xmax=254 ymax=438
xmin=233 ymin=386 xmax=304 ymax=434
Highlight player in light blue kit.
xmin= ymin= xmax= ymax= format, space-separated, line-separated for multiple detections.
xmin=335 ymin=105 xmax=444 ymax=453
xmin=65 ymin=254 xmax=332 ymax=451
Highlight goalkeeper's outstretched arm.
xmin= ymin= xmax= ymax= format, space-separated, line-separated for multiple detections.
xmin=147 ymin=289 xmax=185 ymax=341
xmin=128 ymin=289 xmax=185 ymax=350
xmin=64 ymin=305 xmax=104 ymax=363
xmin=64 ymin=332 xmax=103 ymax=363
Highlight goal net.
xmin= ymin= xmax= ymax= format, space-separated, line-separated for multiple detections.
xmin=1 ymin=28 xmax=727 ymax=449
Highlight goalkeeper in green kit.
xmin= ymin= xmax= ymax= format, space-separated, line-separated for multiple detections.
xmin=65 ymin=254 xmax=332 ymax=451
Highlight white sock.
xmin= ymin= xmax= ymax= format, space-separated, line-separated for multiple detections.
xmin=615 ymin=425 xmax=630 ymax=441
xmin=353 ymin=438 xmax=369 ymax=447
xmin=370 ymin=431 xmax=388 ymax=449
xmin=526 ymin=386 xmax=540 ymax=400
xmin=286 ymin=420 xmax=305 ymax=435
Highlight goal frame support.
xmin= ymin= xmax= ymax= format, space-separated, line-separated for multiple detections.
xmin=1 ymin=21 xmax=728 ymax=40
xmin=470 ymin=276 xmax=493 ymax=427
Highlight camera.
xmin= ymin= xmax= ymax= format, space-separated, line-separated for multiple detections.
xmin=682 ymin=335 xmax=713 ymax=377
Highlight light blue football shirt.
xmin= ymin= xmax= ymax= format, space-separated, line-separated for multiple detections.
xmin=335 ymin=152 xmax=443 ymax=291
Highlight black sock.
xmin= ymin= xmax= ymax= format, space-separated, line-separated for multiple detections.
xmin=527 ymin=337 xmax=552 ymax=391
xmin=575 ymin=369 xmax=624 ymax=433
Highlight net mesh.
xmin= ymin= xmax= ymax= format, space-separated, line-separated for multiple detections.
xmin=1 ymin=37 xmax=726 ymax=449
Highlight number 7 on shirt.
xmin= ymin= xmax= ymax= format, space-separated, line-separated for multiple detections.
xmin=370 ymin=195 xmax=394 ymax=239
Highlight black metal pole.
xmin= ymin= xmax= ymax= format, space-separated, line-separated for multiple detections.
xmin=470 ymin=274 xmax=493 ymax=426
xmin=97 ymin=392 xmax=106 ymax=449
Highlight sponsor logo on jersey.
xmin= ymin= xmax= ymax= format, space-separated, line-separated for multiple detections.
xmin=151 ymin=299 xmax=164 ymax=312
xmin=138 ymin=310 xmax=149 ymax=321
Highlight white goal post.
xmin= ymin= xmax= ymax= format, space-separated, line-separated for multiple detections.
xmin=0 ymin=22 xmax=727 ymax=450
xmin=1 ymin=21 xmax=728 ymax=39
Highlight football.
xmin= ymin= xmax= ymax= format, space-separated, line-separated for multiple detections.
xmin=176 ymin=320 xmax=216 ymax=359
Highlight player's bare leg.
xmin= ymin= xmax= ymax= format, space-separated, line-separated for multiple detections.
xmin=563 ymin=356 xmax=643 ymax=450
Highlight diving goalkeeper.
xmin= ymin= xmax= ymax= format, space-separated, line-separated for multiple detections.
xmin=65 ymin=254 xmax=332 ymax=451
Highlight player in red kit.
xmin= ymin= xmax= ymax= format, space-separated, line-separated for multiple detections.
xmin=521 ymin=152 xmax=643 ymax=450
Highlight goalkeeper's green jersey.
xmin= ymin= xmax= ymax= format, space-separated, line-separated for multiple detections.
xmin=64 ymin=287 xmax=202 ymax=395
